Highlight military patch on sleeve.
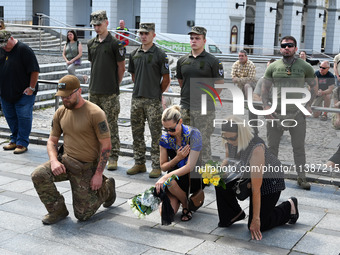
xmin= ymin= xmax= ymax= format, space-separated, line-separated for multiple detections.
xmin=119 ymin=47 xmax=125 ymax=56
xmin=98 ymin=121 xmax=109 ymax=134
xmin=219 ymin=61 xmax=224 ymax=77
xmin=165 ymin=55 xmax=169 ymax=69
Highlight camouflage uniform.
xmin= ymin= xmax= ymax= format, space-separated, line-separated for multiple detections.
xmin=181 ymin=108 xmax=215 ymax=163
xmin=131 ymin=97 xmax=162 ymax=169
xmin=31 ymin=155 xmax=111 ymax=221
xmin=89 ymin=94 xmax=120 ymax=160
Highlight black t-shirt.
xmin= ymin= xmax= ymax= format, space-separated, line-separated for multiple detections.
xmin=315 ymin=70 xmax=335 ymax=91
xmin=0 ymin=41 xmax=40 ymax=103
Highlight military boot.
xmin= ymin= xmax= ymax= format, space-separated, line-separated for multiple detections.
xmin=149 ymin=168 xmax=161 ymax=178
xmin=42 ymin=203 xmax=69 ymax=225
xmin=297 ymin=177 xmax=311 ymax=190
xmin=103 ymin=178 xmax=116 ymax=208
xmin=107 ymin=158 xmax=118 ymax=171
xmin=126 ymin=164 xmax=146 ymax=175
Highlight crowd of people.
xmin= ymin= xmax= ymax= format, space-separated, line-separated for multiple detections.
xmin=1 ymin=10 xmax=340 ymax=240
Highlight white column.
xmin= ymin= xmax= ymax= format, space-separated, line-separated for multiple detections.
xmin=92 ymin=0 xmax=118 ymax=30
xmin=140 ymin=0 xmax=168 ymax=32
xmin=324 ymin=0 xmax=340 ymax=54
xmin=304 ymin=0 xmax=325 ymax=53
xmin=281 ymin=0 xmax=304 ymax=49
xmin=50 ymin=0 xmax=73 ymax=27
xmin=253 ymin=0 xmax=279 ymax=55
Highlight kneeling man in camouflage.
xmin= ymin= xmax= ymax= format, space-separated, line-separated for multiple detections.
xmin=31 ymin=75 xmax=116 ymax=224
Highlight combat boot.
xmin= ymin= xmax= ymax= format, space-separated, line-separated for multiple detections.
xmin=103 ymin=178 xmax=116 ymax=208
xmin=297 ymin=177 xmax=311 ymax=190
xmin=107 ymin=158 xmax=118 ymax=171
xmin=42 ymin=203 xmax=69 ymax=225
xmin=149 ymin=168 xmax=161 ymax=178
xmin=126 ymin=164 xmax=146 ymax=175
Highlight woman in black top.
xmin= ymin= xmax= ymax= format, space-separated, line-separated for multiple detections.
xmin=215 ymin=116 xmax=299 ymax=240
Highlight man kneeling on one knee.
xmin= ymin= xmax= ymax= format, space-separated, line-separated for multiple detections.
xmin=31 ymin=75 xmax=116 ymax=225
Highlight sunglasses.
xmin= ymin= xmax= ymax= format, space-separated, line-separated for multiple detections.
xmin=221 ymin=134 xmax=238 ymax=141
xmin=162 ymin=120 xmax=179 ymax=133
xmin=319 ymin=66 xmax=328 ymax=69
xmin=61 ymin=88 xmax=79 ymax=99
xmin=280 ymin=43 xmax=295 ymax=48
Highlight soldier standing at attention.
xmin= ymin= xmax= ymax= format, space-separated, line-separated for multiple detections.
xmin=176 ymin=26 xmax=224 ymax=163
xmin=87 ymin=10 xmax=126 ymax=171
xmin=126 ymin=23 xmax=170 ymax=178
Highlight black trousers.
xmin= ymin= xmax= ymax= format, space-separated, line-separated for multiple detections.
xmin=215 ymin=182 xmax=291 ymax=232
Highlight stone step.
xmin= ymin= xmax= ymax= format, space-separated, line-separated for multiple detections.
xmin=39 ymin=61 xmax=91 ymax=73
xmin=20 ymin=38 xmax=63 ymax=46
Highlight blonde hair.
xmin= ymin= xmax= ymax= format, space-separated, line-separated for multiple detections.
xmin=222 ymin=115 xmax=254 ymax=153
xmin=162 ymin=105 xmax=181 ymax=122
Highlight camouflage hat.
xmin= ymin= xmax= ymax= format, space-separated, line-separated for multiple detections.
xmin=0 ymin=30 xmax=11 ymax=48
xmin=138 ymin=23 xmax=155 ymax=33
xmin=55 ymin=75 xmax=80 ymax=97
xmin=90 ymin=10 xmax=108 ymax=25
xmin=188 ymin=26 xmax=207 ymax=36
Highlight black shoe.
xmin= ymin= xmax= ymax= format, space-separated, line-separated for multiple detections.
xmin=218 ymin=211 xmax=246 ymax=227
xmin=288 ymin=197 xmax=299 ymax=224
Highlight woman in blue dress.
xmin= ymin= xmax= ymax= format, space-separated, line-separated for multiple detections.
xmin=155 ymin=105 xmax=203 ymax=221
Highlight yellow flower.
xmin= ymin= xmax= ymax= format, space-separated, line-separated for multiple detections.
xmin=212 ymin=181 xmax=220 ymax=186
xmin=202 ymin=172 xmax=208 ymax=179
xmin=213 ymin=175 xmax=221 ymax=182
xmin=203 ymin=178 xmax=210 ymax=185
xmin=206 ymin=173 xmax=213 ymax=179
xmin=210 ymin=167 xmax=217 ymax=175
xmin=210 ymin=178 xmax=214 ymax=183
xmin=197 ymin=167 xmax=204 ymax=174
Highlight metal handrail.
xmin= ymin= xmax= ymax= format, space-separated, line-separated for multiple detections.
xmin=35 ymin=13 xmax=72 ymax=28
xmin=38 ymin=79 xmax=340 ymax=114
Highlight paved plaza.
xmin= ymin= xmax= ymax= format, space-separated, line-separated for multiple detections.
xmin=0 ymin=139 xmax=339 ymax=255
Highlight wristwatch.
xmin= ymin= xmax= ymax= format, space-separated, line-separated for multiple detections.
xmin=29 ymin=86 xmax=35 ymax=92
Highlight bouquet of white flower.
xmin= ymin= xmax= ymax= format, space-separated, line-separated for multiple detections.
xmin=128 ymin=186 xmax=161 ymax=219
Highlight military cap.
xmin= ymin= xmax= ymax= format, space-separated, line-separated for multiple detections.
xmin=55 ymin=75 xmax=80 ymax=97
xmin=90 ymin=10 xmax=108 ymax=25
xmin=138 ymin=23 xmax=155 ymax=33
xmin=0 ymin=30 xmax=11 ymax=48
xmin=188 ymin=26 xmax=207 ymax=36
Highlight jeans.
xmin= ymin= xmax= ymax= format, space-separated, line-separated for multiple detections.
xmin=0 ymin=94 xmax=36 ymax=148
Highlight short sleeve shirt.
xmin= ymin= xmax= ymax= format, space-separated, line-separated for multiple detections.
xmin=128 ymin=44 xmax=169 ymax=100
xmin=0 ymin=41 xmax=40 ymax=103
xmin=51 ymin=101 xmax=110 ymax=162
xmin=87 ymin=33 xmax=125 ymax=95
xmin=264 ymin=58 xmax=315 ymax=112
xmin=315 ymin=70 xmax=335 ymax=91
xmin=176 ymin=50 xmax=224 ymax=110
xmin=159 ymin=124 xmax=202 ymax=168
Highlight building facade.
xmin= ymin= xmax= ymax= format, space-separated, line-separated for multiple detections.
xmin=1 ymin=0 xmax=340 ymax=54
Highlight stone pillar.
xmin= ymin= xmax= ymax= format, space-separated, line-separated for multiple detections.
xmin=92 ymin=0 xmax=118 ymax=30
xmin=253 ymin=0 xmax=280 ymax=55
xmin=324 ymin=0 xmax=340 ymax=54
xmin=140 ymin=0 xmax=168 ymax=32
xmin=304 ymin=0 xmax=325 ymax=53
xmin=281 ymin=0 xmax=304 ymax=49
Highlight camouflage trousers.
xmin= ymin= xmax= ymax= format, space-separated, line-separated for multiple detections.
xmin=131 ymin=97 xmax=162 ymax=169
xmin=31 ymin=155 xmax=111 ymax=221
xmin=89 ymin=93 xmax=120 ymax=160
xmin=181 ymin=108 xmax=215 ymax=164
